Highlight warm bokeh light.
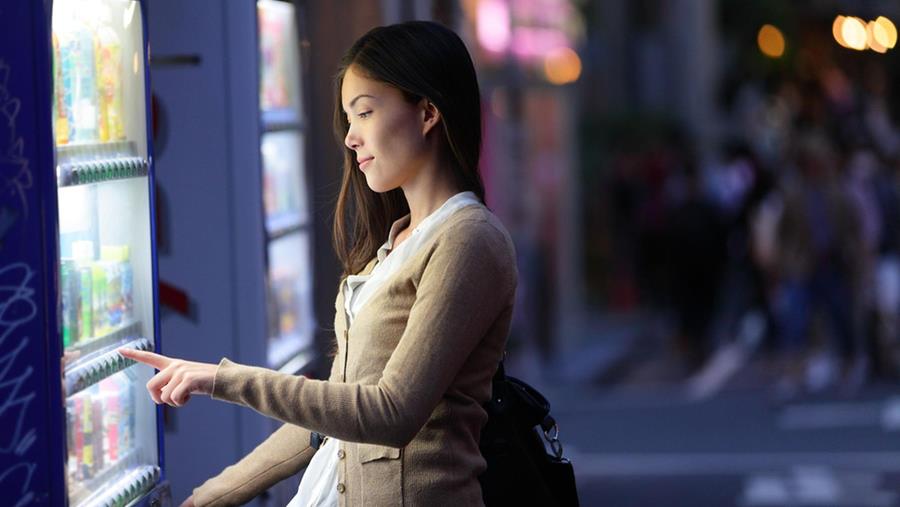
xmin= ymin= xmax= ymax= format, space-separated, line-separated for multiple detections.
xmin=875 ymin=16 xmax=897 ymax=48
xmin=834 ymin=14 xmax=897 ymax=53
xmin=841 ymin=16 xmax=868 ymax=50
xmin=477 ymin=0 xmax=511 ymax=53
xmin=868 ymin=21 xmax=888 ymax=53
xmin=757 ymin=24 xmax=785 ymax=58
xmin=543 ymin=47 xmax=581 ymax=85
xmin=833 ymin=16 xmax=850 ymax=48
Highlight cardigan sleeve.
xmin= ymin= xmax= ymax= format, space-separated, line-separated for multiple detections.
xmin=191 ymin=422 xmax=314 ymax=507
xmin=210 ymin=219 xmax=516 ymax=448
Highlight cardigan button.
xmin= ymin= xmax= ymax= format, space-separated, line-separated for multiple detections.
xmin=336 ymin=483 xmax=346 ymax=494
xmin=337 ymin=449 xmax=346 ymax=460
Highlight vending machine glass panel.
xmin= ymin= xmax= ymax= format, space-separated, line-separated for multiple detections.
xmin=53 ymin=0 xmax=160 ymax=504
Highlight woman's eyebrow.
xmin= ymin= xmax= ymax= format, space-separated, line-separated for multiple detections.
xmin=345 ymin=94 xmax=376 ymax=112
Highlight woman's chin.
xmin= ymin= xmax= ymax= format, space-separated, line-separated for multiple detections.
xmin=364 ymin=176 xmax=399 ymax=194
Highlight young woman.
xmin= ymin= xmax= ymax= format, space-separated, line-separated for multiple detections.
xmin=121 ymin=21 xmax=517 ymax=507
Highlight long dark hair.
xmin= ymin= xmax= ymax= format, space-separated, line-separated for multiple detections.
xmin=332 ymin=21 xmax=485 ymax=277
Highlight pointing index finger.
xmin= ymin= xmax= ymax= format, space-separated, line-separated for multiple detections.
xmin=119 ymin=348 xmax=173 ymax=370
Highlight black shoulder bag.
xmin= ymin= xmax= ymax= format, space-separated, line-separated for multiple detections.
xmin=479 ymin=361 xmax=580 ymax=506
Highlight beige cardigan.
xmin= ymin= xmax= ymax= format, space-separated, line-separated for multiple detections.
xmin=193 ymin=205 xmax=517 ymax=506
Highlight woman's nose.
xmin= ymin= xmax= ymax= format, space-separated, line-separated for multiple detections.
xmin=344 ymin=128 xmax=360 ymax=150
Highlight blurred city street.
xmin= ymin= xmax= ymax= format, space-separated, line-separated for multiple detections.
xmin=508 ymin=313 xmax=900 ymax=506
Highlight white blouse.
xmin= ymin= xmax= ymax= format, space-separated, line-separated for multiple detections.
xmin=287 ymin=191 xmax=482 ymax=507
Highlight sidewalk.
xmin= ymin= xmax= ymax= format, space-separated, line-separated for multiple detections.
xmin=506 ymin=310 xmax=662 ymax=390
xmin=506 ymin=311 xmax=900 ymax=506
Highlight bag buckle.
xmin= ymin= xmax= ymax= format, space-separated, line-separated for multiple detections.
xmin=541 ymin=421 xmax=564 ymax=460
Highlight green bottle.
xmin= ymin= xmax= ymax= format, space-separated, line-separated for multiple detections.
xmin=73 ymin=241 xmax=94 ymax=341
xmin=60 ymin=259 xmax=78 ymax=347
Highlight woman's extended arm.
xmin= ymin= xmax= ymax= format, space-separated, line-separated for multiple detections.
xmin=121 ymin=342 xmax=346 ymax=507
xmin=207 ymin=221 xmax=516 ymax=447
xmin=125 ymin=220 xmax=514 ymax=448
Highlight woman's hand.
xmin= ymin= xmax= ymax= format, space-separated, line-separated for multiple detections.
xmin=180 ymin=495 xmax=195 ymax=507
xmin=118 ymin=348 xmax=217 ymax=407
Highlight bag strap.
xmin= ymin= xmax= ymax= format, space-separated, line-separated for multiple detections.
xmin=492 ymin=355 xmax=565 ymax=460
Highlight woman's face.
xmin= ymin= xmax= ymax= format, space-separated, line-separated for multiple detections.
xmin=341 ymin=65 xmax=434 ymax=193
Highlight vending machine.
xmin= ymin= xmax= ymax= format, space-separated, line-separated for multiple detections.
xmin=0 ymin=1 xmax=170 ymax=505
xmin=258 ymin=0 xmax=316 ymax=372
xmin=145 ymin=0 xmax=315 ymax=502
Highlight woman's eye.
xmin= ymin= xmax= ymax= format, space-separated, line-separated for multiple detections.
xmin=358 ymin=111 xmax=372 ymax=119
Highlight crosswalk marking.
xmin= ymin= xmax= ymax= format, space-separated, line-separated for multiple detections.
xmin=778 ymin=397 xmax=900 ymax=431
xmin=741 ymin=467 xmax=897 ymax=507
xmin=566 ymin=449 xmax=900 ymax=476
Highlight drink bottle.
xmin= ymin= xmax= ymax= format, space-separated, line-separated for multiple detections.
xmin=73 ymin=241 xmax=94 ymax=341
xmin=95 ymin=21 xmax=123 ymax=142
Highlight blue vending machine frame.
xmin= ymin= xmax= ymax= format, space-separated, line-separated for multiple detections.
xmin=0 ymin=1 xmax=169 ymax=505
xmin=0 ymin=1 xmax=64 ymax=504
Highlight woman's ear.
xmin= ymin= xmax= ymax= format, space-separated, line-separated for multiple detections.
xmin=420 ymin=99 xmax=442 ymax=137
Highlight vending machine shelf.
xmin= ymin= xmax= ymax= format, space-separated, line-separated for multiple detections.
xmin=57 ymin=156 xmax=149 ymax=187
xmin=75 ymin=464 xmax=160 ymax=507
xmin=66 ymin=336 xmax=152 ymax=397
xmin=57 ymin=140 xmax=139 ymax=162
xmin=67 ymin=320 xmax=143 ymax=359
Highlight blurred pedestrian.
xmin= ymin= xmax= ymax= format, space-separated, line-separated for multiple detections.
xmin=666 ymin=149 xmax=726 ymax=371
xmin=710 ymin=142 xmax=775 ymax=352
xmin=872 ymin=156 xmax=900 ymax=376
xmin=772 ymin=134 xmax=865 ymax=399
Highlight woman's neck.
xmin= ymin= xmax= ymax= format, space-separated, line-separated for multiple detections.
xmin=401 ymin=160 xmax=461 ymax=230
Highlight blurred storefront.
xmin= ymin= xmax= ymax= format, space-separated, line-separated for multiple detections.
xmin=455 ymin=0 xmax=587 ymax=365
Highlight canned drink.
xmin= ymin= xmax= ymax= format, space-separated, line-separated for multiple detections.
xmin=120 ymin=376 xmax=135 ymax=450
xmin=52 ymin=33 xmax=70 ymax=146
xmin=120 ymin=246 xmax=133 ymax=322
xmin=66 ymin=398 xmax=78 ymax=478
xmin=72 ymin=240 xmax=94 ymax=341
xmin=100 ymin=378 xmax=120 ymax=463
xmin=80 ymin=395 xmax=92 ymax=479
xmin=92 ymin=263 xmax=108 ymax=336
xmin=92 ymin=396 xmax=104 ymax=473
xmin=60 ymin=259 xmax=79 ymax=348
xmin=78 ymin=265 xmax=93 ymax=341
xmin=101 ymin=247 xmax=123 ymax=328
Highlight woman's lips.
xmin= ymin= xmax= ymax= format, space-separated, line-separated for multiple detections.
xmin=358 ymin=157 xmax=374 ymax=169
